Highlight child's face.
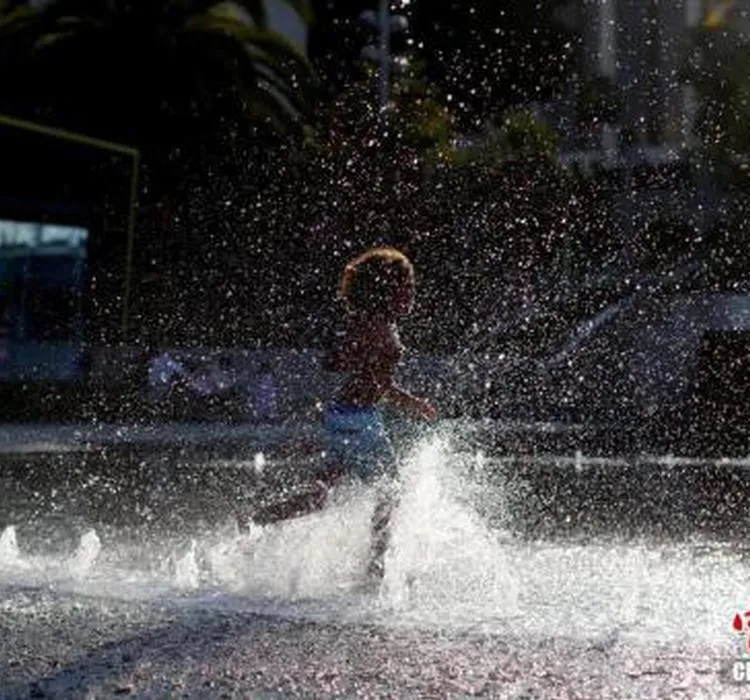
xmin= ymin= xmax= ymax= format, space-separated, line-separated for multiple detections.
xmin=393 ymin=275 xmax=415 ymax=316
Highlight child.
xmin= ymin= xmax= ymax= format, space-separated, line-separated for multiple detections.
xmin=322 ymin=247 xmax=435 ymax=586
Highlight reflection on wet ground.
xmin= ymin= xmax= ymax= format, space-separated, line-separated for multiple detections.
xmin=3 ymin=443 xmax=750 ymax=545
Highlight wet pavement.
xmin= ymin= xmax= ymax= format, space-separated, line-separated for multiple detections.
xmin=1 ymin=421 xmax=750 ymax=698
xmin=0 ymin=590 xmax=735 ymax=699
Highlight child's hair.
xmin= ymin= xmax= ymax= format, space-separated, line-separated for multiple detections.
xmin=337 ymin=247 xmax=414 ymax=315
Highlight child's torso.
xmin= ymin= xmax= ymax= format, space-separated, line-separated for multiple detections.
xmin=328 ymin=314 xmax=403 ymax=406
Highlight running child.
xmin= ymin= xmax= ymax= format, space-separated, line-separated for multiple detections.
xmin=322 ymin=247 xmax=436 ymax=585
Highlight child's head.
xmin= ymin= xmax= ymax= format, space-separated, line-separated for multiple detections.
xmin=338 ymin=247 xmax=415 ymax=318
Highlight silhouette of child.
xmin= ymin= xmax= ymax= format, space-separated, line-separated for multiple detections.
xmin=322 ymin=247 xmax=435 ymax=586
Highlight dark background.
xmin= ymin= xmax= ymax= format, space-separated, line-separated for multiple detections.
xmin=0 ymin=0 xmax=746 ymax=443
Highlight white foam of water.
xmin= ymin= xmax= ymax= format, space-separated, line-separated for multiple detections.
xmin=382 ymin=437 xmax=518 ymax=617
xmin=66 ymin=529 xmax=101 ymax=578
xmin=0 ymin=434 xmax=749 ymax=650
xmin=0 ymin=525 xmax=20 ymax=564
xmin=173 ymin=539 xmax=201 ymax=590
xmin=375 ymin=438 xmax=749 ymax=646
xmin=205 ymin=482 xmax=376 ymax=599
xmin=0 ymin=526 xmax=103 ymax=587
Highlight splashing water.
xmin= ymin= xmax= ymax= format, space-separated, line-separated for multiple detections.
xmin=0 ymin=434 xmax=747 ymax=652
xmin=382 ymin=436 xmax=519 ymax=617
xmin=173 ymin=539 xmax=201 ymax=590
xmin=205 ymin=481 xmax=378 ymax=602
xmin=0 ymin=525 xmax=20 ymax=563
xmin=66 ymin=529 xmax=101 ymax=578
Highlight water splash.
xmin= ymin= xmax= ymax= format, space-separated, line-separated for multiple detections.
xmin=383 ymin=436 xmax=518 ymax=616
xmin=0 ymin=437 xmax=748 ymax=650
xmin=0 ymin=526 xmax=20 ymax=564
xmin=173 ymin=539 xmax=201 ymax=590
xmin=205 ymin=484 xmax=375 ymax=599
xmin=66 ymin=529 xmax=101 ymax=578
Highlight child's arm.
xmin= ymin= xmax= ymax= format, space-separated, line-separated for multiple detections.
xmin=368 ymin=322 xmax=436 ymax=421
xmin=383 ymin=383 xmax=436 ymax=421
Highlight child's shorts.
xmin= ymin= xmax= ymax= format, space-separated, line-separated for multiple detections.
xmin=322 ymin=404 xmax=397 ymax=483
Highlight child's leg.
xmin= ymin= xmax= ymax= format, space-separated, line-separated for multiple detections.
xmin=366 ymin=480 xmax=399 ymax=582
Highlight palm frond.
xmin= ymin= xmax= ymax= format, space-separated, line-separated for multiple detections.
xmin=0 ymin=0 xmax=104 ymax=54
xmin=186 ymin=14 xmax=312 ymax=74
xmin=240 ymin=81 xmax=307 ymax=134
xmin=0 ymin=3 xmax=32 ymax=25
xmin=228 ymin=0 xmax=312 ymax=26
xmin=0 ymin=0 xmax=315 ymax=143
xmin=182 ymin=27 xmax=312 ymax=127
xmin=181 ymin=0 xmax=268 ymax=29
xmin=26 ymin=0 xmax=110 ymax=22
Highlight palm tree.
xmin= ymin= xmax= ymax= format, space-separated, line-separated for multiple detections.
xmin=0 ymin=1 xmax=317 ymax=347
xmin=0 ymin=0 xmax=316 ymax=154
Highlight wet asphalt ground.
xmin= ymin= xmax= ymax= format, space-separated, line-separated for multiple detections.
xmin=0 ymin=590 xmax=734 ymax=699
xmin=1 ymin=420 xmax=750 ymax=698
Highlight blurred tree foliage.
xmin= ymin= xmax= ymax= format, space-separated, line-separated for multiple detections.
xmin=682 ymin=25 xmax=750 ymax=278
xmin=409 ymin=0 xmax=577 ymax=127
xmin=576 ymin=75 xmax=623 ymax=127
xmin=309 ymin=0 xmax=577 ymax=128
xmin=0 ymin=0 xmax=315 ymax=183
xmin=683 ymin=25 xmax=750 ymax=190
